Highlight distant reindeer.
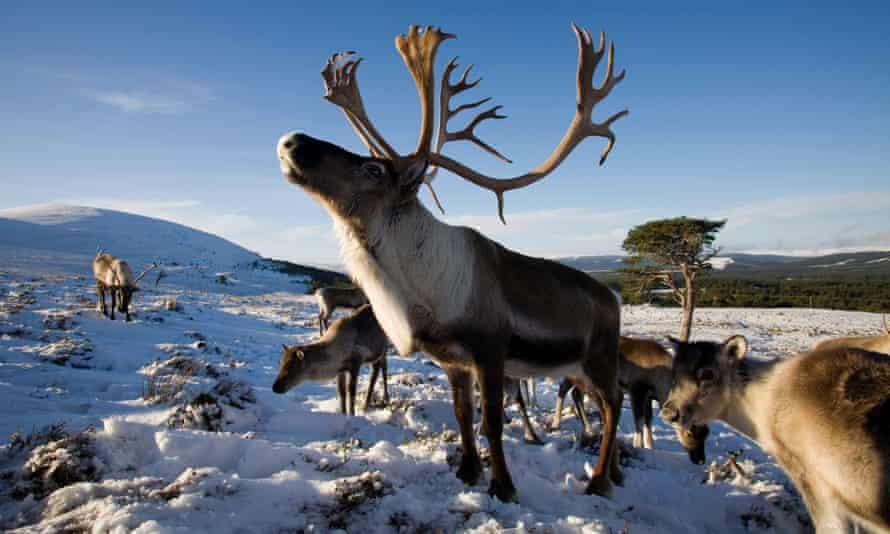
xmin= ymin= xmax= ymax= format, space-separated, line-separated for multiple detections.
xmin=273 ymin=304 xmax=388 ymax=415
xmin=661 ymin=336 xmax=890 ymax=533
xmin=314 ymin=286 xmax=369 ymax=335
xmin=92 ymin=248 xmax=158 ymax=321
xmin=809 ymin=314 xmax=890 ymax=354
xmin=552 ymin=336 xmax=710 ymax=464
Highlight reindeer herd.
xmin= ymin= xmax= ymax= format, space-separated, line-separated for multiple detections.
xmin=86 ymin=22 xmax=889 ymax=533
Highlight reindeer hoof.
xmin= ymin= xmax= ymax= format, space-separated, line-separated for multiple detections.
xmin=455 ymin=454 xmax=483 ymax=486
xmin=488 ymin=478 xmax=517 ymax=503
xmin=584 ymin=475 xmax=612 ymax=498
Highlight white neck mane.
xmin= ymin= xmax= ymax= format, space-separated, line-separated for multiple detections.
xmin=332 ymin=201 xmax=476 ymax=355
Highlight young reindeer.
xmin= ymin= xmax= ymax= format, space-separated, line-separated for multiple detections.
xmin=315 ymin=286 xmax=369 ymax=335
xmin=92 ymin=249 xmax=158 ymax=321
xmin=809 ymin=313 xmax=890 ymax=354
xmin=273 ymin=304 xmax=389 ymax=415
xmin=551 ymin=336 xmax=711 ymax=464
xmin=276 ymin=23 xmax=628 ymax=500
xmin=661 ymin=336 xmax=890 ymax=533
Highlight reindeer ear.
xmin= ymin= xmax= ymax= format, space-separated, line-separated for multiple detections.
xmin=282 ymin=344 xmax=289 ymax=352
xmin=722 ymin=335 xmax=748 ymax=364
xmin=397 ymin=158 xmax=429 ymax=197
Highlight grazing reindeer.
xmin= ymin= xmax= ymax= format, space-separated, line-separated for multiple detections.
xmin=315 ymin=286 xmax=369 ymax=335
xmin=92 ymin=249 xmax=158 ymax=321
xmin=276 ymin=23 xmax=628 ymax=500
xmin=551 ymin=336 xmax=711 ymax=464
xmin=273 ymin=304 xmax=389 ymax=415
xmin=661 ymin=336 xmax=890 ymax=533
xmin=810 ymin=314 xmax=890 ymax=354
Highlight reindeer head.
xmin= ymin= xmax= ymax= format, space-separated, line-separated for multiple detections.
xmin=272 ymin=344 xmax=311 ymax=394
xmin=661 ymin=336 xmax=748 ymax=432
xmin=277 ymin=24 xmax=626 ymax=226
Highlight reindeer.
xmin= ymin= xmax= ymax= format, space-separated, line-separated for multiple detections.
xmin=551 ymin=337 xmax=711 ymax=464
xmin=315 ymin=286 xmax=369 ymax=335
xmin=273 ymin=304 xmax=389 ymax=415
xmin=92 ymin=249 xmax=158 ymax=321
xmin=809 ymin=314 xmax=890 ymax=354
xmin=661 ymin=336 xmax=890 ymax=533
xmin=276 ymin=23 xmax=628 ymax=500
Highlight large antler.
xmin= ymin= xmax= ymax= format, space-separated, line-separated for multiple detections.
xmin=426 ymin=24 xmax=627 ymax=223
xmin=321 ymin=52 xmax=399 ymax=159
xmin=422 ymin=57 xmax=512 ymax=213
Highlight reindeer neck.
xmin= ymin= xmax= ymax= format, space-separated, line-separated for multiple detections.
xmin=717 ymin=358 xmax=780 ymax=444
xmin=331 ymin=199 xmax=476 ymax=355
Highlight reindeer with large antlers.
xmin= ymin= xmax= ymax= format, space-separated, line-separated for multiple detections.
xmin=276 ymin=23 xmax=627 ymax=501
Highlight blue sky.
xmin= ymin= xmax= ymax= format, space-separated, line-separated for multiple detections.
xmin=2 ymin=1 xmax=889 ymax=264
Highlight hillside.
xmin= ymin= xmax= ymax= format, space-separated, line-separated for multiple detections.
xmin=0 ymin=204 xmax=346 ymax=294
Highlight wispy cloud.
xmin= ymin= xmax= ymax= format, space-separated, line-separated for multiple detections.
xmin=89 ymin=90 xmax=190 ymax=114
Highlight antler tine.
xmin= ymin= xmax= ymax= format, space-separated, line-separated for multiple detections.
xmin=395 ymin=25 xmax=455 ymax=156
xmin=426 ymin=23 xmax=628 ymax=223
xmin=321 ymin=52 xmax=399 ymax=159
xmin=423 ymin=55 xmax=512 ymax=214
xmin=133 ymin=261 xmax=159 ymax=284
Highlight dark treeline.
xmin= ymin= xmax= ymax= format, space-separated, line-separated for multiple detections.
xmin=613 ymin=277 xmax=890 ymax=313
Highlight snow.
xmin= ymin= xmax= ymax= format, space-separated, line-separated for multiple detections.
xmin=1 ymin=205 xmax=886 ymax=532
xmin=706 ymin=257 xmax=734 ymax=270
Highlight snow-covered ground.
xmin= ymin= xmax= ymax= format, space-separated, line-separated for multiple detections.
xmin=1 ymin=205 xmax=886 ymax=533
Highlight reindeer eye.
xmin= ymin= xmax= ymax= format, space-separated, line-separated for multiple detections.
xmin=362 ymin=162 xmax=386 ymax=179
xmin=697 ymin=368 xmax=716 ymax=383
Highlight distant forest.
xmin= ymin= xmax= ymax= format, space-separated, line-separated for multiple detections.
xmin=610 ymin=276 xmax=890 ymax=313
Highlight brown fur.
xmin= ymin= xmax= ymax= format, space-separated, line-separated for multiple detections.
xmin=277 ymin=133 xmax=623 ymax=501
xmin=315 ymin=286 xmax=369 ymax=335
xmin=663 ymin=337 xmax=890 ymax=533
xmin=273 ymin=305 xmax=389 ymax=415
xmin=552 ymin=337 xmax=710 ymax=464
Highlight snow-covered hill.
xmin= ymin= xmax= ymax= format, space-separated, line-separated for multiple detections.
xmin=0 ymin=204 xmax=309 ymax=295
xmin=0 ymin=204 xmax=886 ymax=532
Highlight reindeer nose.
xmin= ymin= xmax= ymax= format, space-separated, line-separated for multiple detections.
xmin=277 ymin=131 xmax=302 ymax=156
xmin=277 ymin=131 xmax=327 ymax=171
xmin=661 ymin=401 xmax=679 ymax=424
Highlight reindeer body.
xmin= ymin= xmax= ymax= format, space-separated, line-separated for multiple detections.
xmin=92 ymin=252 xmax=145 ymax=321
xmin=552 ymin=336 xmax=710 ymax=463
xmin=314 ymin=286 xmax=368 ymax=335
xmin=277 ymin=23 xmax=628 ymax=501
xmin=273 ymin=304 xmax=389 ymax=415
xmin=663 ymin=338 xmax=890 ymax=533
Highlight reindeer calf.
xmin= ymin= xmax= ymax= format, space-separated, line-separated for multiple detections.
xmin=552 ymin=336 xmax=710 ymax=464
xmin=314 ymin=286 xmax=369 ymax=335
xmin=273 ymin=304 xmax=388 ymax=415
xmin=662 ymin=336 xmax=890 ymax=533
xmin=810 ymin=314 xmax=890 ymax=354
xmin=92 ymin=250 xmax=157 ymax=321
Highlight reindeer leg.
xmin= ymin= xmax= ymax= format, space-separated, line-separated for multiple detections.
xmin=571 ymin=386 xmax=597 ymax=447
xmin=365 ymin=359 xmax=381 ymax=410
xmin=381 ymin=354 xmax=389 ymax=405
xmin=515 ymin=381 xmax=543 ymax=445
xmin=478 ymin=359 xmax=517 ymax=502
xmin=550 ymin=378 xmax=572 ymax=431
xmin=630 ymin=386 xmax=646 ymax=448
xmin=590 ymin=387 xmax=624 ymax=487
xmin=444 ymin=366 xmax=482 ymax=487
xmin=336 ymin=372 xmax=347 ymax=414
xmin=582 ymin=356 xmax=623 ymax=495
xmin=96 ymin=283 xmax=106 ymax=316
xmin=347 ymin=362 xmax=360 ymax=416
xmin=109 ymin=289 xmax=116 ymax=320
xmin=642 ymin=397 xmax=655 ymax=449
